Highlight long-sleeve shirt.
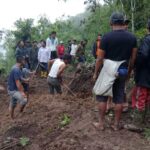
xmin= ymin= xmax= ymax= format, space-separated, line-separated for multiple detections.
xmin=46 ymin=37 xmax=58 ymax=52
xmin=38 ymin=47 xmax=50 ymax=63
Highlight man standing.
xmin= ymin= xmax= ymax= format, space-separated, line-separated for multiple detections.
xmin=7 ymin=56 xmax=28 ymax=119
xmin=93 ymin=12 xmax=137 ymax=130
xmin=46 ymin=31 xmax=58 ymax=59
xmin=132 ymin=20 xmax=150 ymax=112
xmin=30 ymin=41 xmax=39 ymax=70
xmin=47 ymin=54 xmax=71 ymax=95
xmin=38 ymin=40 xmax=50 ymax=77
xmin=92 ymin=34 xmax=102 ymax=59
xmin=57 ymin=41 xmax=65 ymax=59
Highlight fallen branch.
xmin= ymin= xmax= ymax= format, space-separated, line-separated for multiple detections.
xmin=63 ymin=83 xmax=77 ymax=97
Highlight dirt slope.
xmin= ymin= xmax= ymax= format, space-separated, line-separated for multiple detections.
xmin=0 ymin=77 xmax=150 ymax=150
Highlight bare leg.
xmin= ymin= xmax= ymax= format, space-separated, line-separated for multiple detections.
xmin=9 ymin=106 xmax=15 ymax=119
xmin=19 ymin=104 xmax=26 ymax=113
xmin=99 ymin=102 xmax=107 ymax=127
xmin=112 ymin=104 xmax=123 ymax=130
xmin=93 ymin=102 xmax=107 ymax=130
xmin=106 ymin=97 xmax=112 ymax=112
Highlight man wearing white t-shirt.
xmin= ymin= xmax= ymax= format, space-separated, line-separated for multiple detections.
xmin=46 ymin=31 xmax=58 ymax=60
xmin=47 ymin=54 xmax=71 ymax=94
xmin=70 ymin=40 xmax=78 ymax=56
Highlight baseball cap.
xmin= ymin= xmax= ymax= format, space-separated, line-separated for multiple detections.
xmin=60 ymin=41 xmax=63 ymax=44
xmin=110 ymin=12 xmax=124 ymax=24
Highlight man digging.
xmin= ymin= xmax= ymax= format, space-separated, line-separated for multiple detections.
xmin=47 ymin=54 xmax=72 ymax=95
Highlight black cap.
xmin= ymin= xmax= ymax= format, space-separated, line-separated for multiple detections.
xmin=110 ymin=12 xmax=124 ymax=25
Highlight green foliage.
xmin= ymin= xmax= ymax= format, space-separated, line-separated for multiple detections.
xmin=13 ymin=18 xmax=34 ymax=42
xmin=60 ymin=114 xmax=71 ymax=127
xmin=144 ymin=128 xmax=150 ymax=140
xmin=135 ymin=28 xmax=147 ymax=39
xmin=20 ymin=137 xmax=30 ymax=147
xmin=3 ymin=0 xmax=150 ymax=73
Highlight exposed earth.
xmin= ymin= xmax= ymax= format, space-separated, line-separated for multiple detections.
xmin=0 ymin=76 xmax=150 ymax=150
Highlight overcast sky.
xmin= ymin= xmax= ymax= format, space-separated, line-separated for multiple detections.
xmin=0 ymin=0 xmax=87 ymax=30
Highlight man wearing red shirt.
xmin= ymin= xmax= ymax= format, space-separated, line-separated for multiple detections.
xmin=57 ymin=41 xmax=65 ymax=59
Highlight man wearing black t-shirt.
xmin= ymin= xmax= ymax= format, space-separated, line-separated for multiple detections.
xmin=93 ymin=12 xmax=137 ymax=130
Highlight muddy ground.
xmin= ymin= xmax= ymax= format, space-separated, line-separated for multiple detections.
xmin=0 ymin=77 xmax=150 ymax=150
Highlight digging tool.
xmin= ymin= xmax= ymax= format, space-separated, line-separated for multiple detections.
xmin=35 ymin=62 xmax=47 ymax=73
xmin=62 ymin=83 xmax=76 ymax=97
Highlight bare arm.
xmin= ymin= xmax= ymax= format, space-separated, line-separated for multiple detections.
xmin=15 ymin=80 xmax=26 ymax=97
xmin=48 ymin=59 xmax=55 ymax=73
xmin=57 ymin=64 xmax=66 ymax=78
xmin=93 ymin=49 xmax=105 ymax=80
xmin=128 ymin=48 xmax=137 ymax=80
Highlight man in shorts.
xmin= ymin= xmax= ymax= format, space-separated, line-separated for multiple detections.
xmin=93 ymin=12 xmax=137 ymax=130
xmin=7 ymin=56 xmax=28 ymax=119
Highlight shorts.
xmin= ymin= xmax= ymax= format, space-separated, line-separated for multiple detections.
xmin=51 ymin=51 xmax=58 ymax=59
xmin=8 ymin=91 xmax=27 ymax=108
xmin=132 ymin=86 xmax=150 ymax=111
xmin=47 ymin=76 xmax=62 ymax=94
xmin=96 ymin=77 xmax=126 ymax=104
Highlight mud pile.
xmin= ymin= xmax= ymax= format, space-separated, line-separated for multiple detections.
xmin=69 ymin=63 xmax=95 ymax=95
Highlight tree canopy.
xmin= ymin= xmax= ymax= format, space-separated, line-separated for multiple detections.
xmin=1 ymin=0 xmax=149 ymax=74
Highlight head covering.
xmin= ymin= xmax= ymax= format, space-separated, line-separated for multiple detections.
xmin=60 ymin=41 xmax=63 ymax=44
xmin=110 ymin=12 xmax=124 ymax=25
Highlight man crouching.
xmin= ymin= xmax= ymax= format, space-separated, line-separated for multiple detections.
xmin=47 ymin=54 xmax=71 ymax=95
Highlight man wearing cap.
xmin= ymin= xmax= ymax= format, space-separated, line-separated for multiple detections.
xmin=93 ymin=12 xmax=137 ymax=130
xmin=132 ymin=20 xmax=150 ymax=112
xmin=7 ymin=56 xmax=28 ymax=119
xmin=57 ymin=41 xmax=65 ymax=59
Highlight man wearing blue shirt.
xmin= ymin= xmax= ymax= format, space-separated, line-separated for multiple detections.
xmin=8 ymin=56 xmax=28 ymax=119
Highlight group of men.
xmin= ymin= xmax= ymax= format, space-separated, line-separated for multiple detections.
xmin=5 ymin=12 xmax=150 ymax=132
xmin=93 ymin=12 xmax=150 ymax=131
xmin=7 ymin=30 xmax=87 ymax=119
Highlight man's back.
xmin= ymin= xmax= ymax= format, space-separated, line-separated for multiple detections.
xmin=8 ymin=65 xmax=22 ymax=91
xmin=135 ymin=34 xmax=150 ymax=88
xmin=101 ymin=30 xmax=137 ymax=62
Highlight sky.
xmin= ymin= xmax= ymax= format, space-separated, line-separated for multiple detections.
xmin=0 ymin=0 xmax=87 ymax=30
